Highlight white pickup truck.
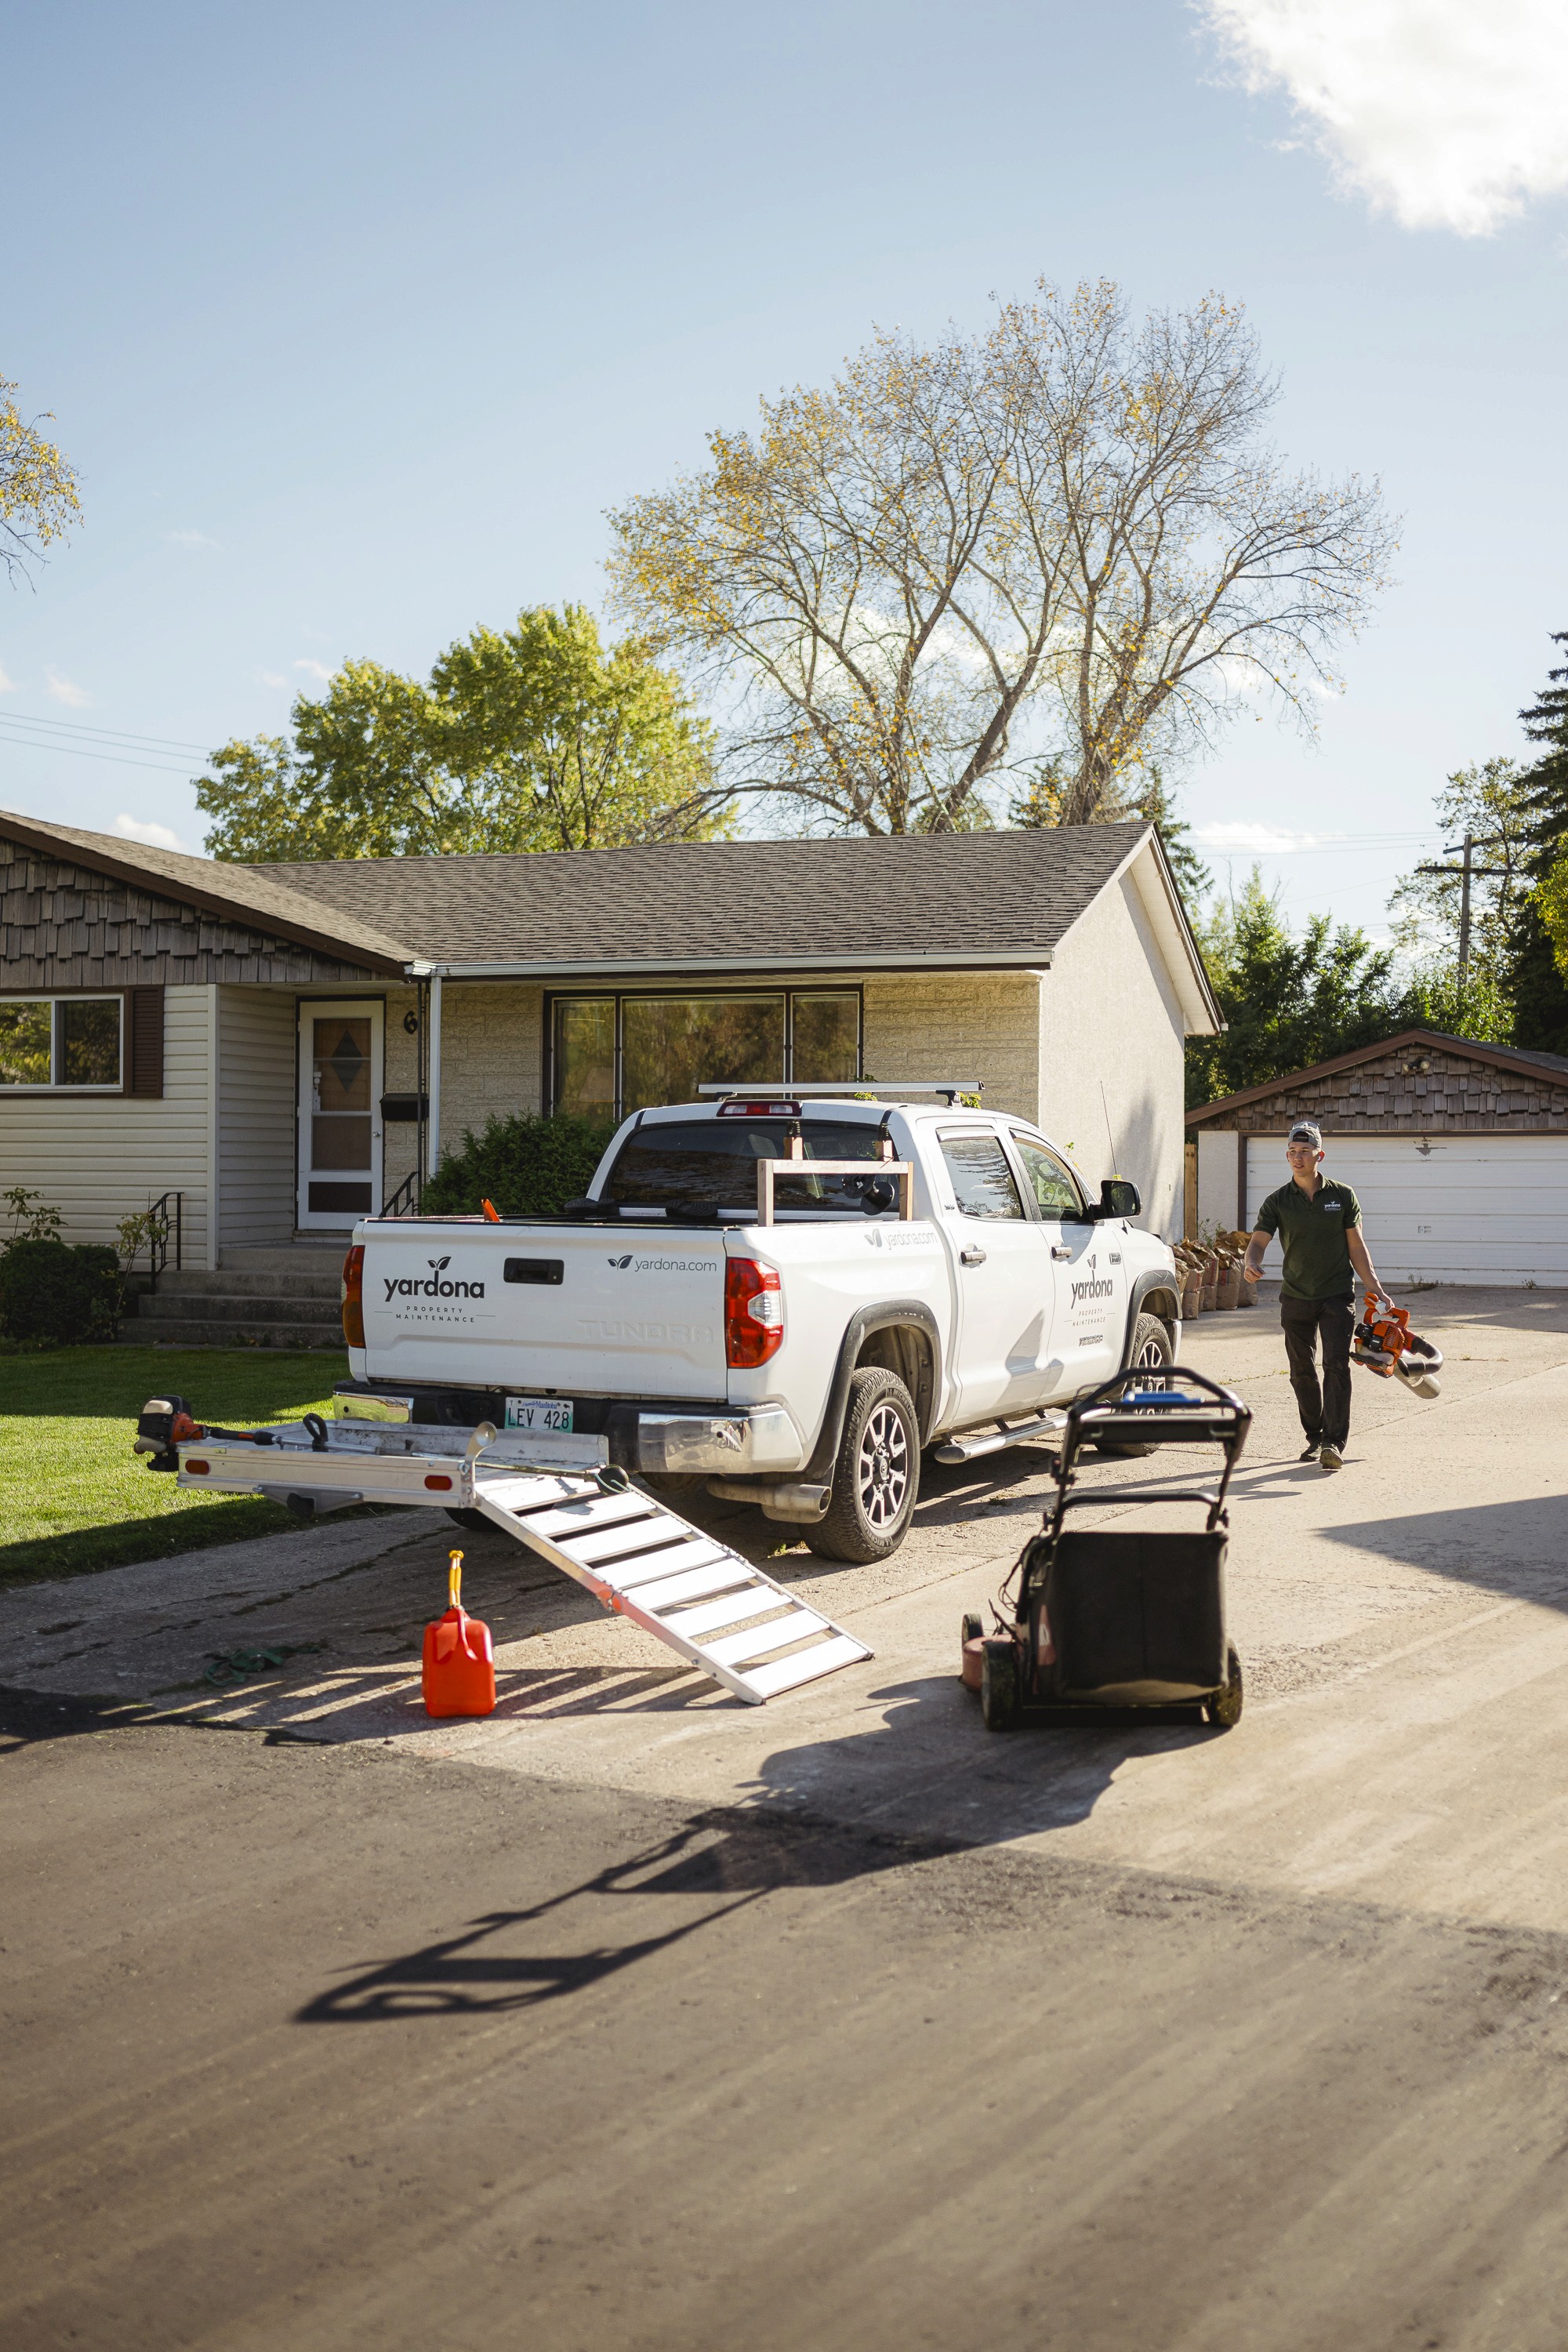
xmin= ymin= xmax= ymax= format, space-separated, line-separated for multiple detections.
xmin=336 ymin=1091 xmax=1183 ymax=1564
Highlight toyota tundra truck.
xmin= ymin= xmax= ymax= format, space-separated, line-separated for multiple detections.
xmin=336 ymin=1091 xmax=1183 ymax=1563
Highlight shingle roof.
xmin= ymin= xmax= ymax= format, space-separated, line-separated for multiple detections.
xmin=256 ymin=824 xmax=1155 ymax=971
xmin=0 ymin=808 xmax=414 ymax=973
xmin=1185 ymin=1027 xmax=1568 ymax=1124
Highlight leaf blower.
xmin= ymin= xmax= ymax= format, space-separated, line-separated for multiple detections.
xmin=1352 ymin=1290 xmax=1443 ymax=1399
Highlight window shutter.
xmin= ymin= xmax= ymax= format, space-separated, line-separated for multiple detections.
xmin=126 ymin=986 xmax=165 ymax=1098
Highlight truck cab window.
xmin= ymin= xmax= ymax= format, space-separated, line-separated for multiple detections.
xmin=602 ymin=1117 xmax=886 ymax=1214
xmin=1011 ymin=1135 xmax=1083 ymax=1218
xmin=937 ymin=1131 xmax=1025 ymax=1221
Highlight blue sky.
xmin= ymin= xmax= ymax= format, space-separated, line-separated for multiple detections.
xmin=3 ymin=0 xmax=1566 ymax=942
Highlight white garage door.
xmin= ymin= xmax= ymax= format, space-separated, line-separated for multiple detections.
xmin=1244 ymin=1134 xmax=1568 ymax=1287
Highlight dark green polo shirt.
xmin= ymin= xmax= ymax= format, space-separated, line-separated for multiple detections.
xmin=1256 ymin=1176 xmax=1362 ymax=1301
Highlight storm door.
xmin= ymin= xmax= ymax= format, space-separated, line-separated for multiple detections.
xmin=297 ymin=1001 xmax=384 ymax=1229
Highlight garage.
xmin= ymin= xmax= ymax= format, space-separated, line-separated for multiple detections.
xmin=1188 ymin=1028 xmax=1568 ymax=1288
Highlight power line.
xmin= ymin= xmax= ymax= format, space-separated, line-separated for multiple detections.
xmin=0 ymin=730 xmax=200 ymax=777
xmin=0 ymin=707 xmax=213 ymax=753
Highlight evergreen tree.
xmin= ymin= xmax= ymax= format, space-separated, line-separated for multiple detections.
xmin=1504 ymin=633 xmax=1568 ymax=1054
xmin=1186 ymin=869 xmax=1407 ymax=1108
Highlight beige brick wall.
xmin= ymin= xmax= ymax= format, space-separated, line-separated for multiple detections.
xmin=862 ymin=971 xmax=1043 ymax=1121
xmin=434 ymin=983 xmax=544 ymax=1163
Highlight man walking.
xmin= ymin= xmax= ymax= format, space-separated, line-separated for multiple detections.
xmin=1242 ymin=1120 xmax=1382 ymax=1472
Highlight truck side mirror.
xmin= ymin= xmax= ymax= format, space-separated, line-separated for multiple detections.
xmin=1099 ymin=1178 xmax=1140 ymax=1221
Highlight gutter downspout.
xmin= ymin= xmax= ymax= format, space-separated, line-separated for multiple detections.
xmin=426 ymin=971 xmax=445 ymax=1180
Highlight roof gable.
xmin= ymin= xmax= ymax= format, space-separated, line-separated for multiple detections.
xmin=1187 ymin=1029 xmax=1568 ymax=1134
xmin=0 ymin=809 xmax=412 ymax=975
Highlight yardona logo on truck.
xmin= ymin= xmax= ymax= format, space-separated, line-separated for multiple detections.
xmin=383 ymin=1254 xmax=487 ymax=1303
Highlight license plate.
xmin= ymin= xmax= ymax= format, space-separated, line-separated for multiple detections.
xmin=504 ymin=1396 xmax=574 ymax=1433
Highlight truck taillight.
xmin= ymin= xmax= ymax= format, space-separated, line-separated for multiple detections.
xmin=725 ymin=1258 xmax=783 ymax=1368
xmin=341 ymin=1244 xmax=365 ymax=1348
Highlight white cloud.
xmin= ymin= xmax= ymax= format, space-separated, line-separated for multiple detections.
xmin=293 ymin=657 xmax=334 ymax=681
xmin=45 ymin=668 xmax=89 ymax=707
xmin=1200 ymin=0 xmax=1568 ymax=234
xmin=112 ymin=813 xmax=191 ymax=854
xmin=165 ymin=528 xmax=220 ymax=550
xmin=1195 ymin=822 xmax=1346 ymax=854
xmin=260 ymin=671 xmax=289 ymax=689
xmin=0 ymin=663 xmax=14 ymax=694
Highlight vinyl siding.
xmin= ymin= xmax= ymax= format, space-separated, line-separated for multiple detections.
xmin=0 ymin=982 xmax=213 ymax=1265
xmin=217 ymin=985 xmax=296 ymax=1250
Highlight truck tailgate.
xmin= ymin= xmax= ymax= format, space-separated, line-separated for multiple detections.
xmin=359 ymin=1223 xmax=728 ymax=1399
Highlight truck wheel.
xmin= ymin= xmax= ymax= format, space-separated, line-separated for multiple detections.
xmin=806 ymin=1367 xmax=920 ymax=1564
xmin=1092 ymin=1313 xmax=1174 ymax=1458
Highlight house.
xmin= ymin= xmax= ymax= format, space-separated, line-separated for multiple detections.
xmin=1 ymin=811 xmax=1219 ymax=1275
xmin=1187 ymin=1027 xmax=1568 ymax=1285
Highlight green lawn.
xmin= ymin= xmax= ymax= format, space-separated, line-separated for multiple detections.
xmin=0 ymin=1347 xmax=367 ymax=1589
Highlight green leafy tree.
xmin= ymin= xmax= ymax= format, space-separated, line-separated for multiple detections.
xmin=2 ymin=378 xmax=80 ymax=584
xmin=197 ymin=606 xmax=730 ymax=862
xmin=1011 ymin=758 xmax=1210 ymax=909
xmin=1510 ymin=634 xmax=1568 ymax=1051
xmin=1185 ymin=869 xmax=1406 ymax=1107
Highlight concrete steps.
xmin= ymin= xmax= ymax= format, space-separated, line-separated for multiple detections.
xmin=120 ymin=1243 xmax=350 ymax=1353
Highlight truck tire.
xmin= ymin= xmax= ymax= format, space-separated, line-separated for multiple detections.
xmin=1091 ymin=1312 xmax=1174 ymax=1458
xmin=806 ymin=1367 xmax=920 ymax=1564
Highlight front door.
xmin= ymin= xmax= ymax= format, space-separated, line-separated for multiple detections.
xmin=298 ymin=1001 xmax=384 ymax=1231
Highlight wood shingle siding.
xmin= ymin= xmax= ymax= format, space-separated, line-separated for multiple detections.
xmin=1188 ymin=1033 xmax=1568 ymax=1136
xmin=0 ymin=839 xmax=385 ymax=989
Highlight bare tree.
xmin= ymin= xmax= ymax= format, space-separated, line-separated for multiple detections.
xmin=1 ymin=379 xmax=81 ymax=585
xmin=608 ymin=281 xmax=1395 ymax=834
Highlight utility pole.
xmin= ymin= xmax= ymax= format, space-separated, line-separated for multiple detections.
xmin=1416 ymin=830 xmax=1512 ymax=993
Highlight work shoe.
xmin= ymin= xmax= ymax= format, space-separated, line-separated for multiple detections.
xmin=1298 ymin=1441 xmax=1323 ymax=1463
xmin=1319 ymin=1444 xmax=1344 ymax=1473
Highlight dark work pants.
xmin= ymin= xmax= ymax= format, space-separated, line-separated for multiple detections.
xmin=1279 ymin=1293 xmax=1355 ymax=1451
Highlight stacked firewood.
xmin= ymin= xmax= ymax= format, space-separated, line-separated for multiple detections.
xmin=1174 ymin=1230 xmax=1257 ymax=1316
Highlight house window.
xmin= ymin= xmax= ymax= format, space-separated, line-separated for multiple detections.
xmin=0 ymin=996 xmax=123 ymax=1090
xmin=550 ymin=989 xmax=861 ymax=1121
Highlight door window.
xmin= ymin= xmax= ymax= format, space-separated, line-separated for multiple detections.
xmin=1011 ymin=1135 xmax=1083 ymax=1218
xmin=938 ymin=1131 xmax=1025 ymax=1221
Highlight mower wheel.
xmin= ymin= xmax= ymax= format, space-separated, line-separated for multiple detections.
xmin=960 ymin=1612 xmax=984 ymax=1643
xmin=1209 ymin=1643 xmax=1244 ymax=1730
xmin=981 ymin=1637 xmax=1022 ymax=1732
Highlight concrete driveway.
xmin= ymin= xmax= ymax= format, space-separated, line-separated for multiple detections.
xmin=5 ymin=1285 xmax=1568 ymax=2348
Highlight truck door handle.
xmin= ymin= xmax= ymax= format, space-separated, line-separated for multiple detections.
xmin=1051 ymin=1245 xmax=1072 ymax=1261
xmin=960 ymin=1245 xmax=987 ymax=1267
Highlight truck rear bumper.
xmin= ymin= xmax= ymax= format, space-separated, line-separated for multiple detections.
xmin=332 ymin=1383 xmax=806 ymax=1476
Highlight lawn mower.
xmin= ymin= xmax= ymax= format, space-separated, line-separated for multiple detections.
xmin=962 ymin=1365 xmax=1251 ymax=1733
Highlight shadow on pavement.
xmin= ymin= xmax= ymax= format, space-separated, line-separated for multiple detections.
xmin=1319 ymin=1494 xmax=1568 ymax=1606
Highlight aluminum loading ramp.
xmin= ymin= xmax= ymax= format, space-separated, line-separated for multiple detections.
xmin=159 ymin=1418 xmax=872 ymax=1706
xmin=472 ymin=1468 xmax=871 ymax=1704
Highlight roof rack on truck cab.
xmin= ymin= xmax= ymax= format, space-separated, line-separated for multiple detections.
xmin=696 ymin=1080 xmax=982 ymax=1105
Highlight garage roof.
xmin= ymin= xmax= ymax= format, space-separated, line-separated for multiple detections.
xmin=1187 ymin=1028 xmax=1568 ymax=1127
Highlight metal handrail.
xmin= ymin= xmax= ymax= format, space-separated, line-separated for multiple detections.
xmin=147 ymin=1192 xmax=183 ymax=1294
xmin=383 ymin=1168 xmax=421 ymax=1219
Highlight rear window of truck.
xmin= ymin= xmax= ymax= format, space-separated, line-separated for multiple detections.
xmin=601 ymin=1119 xmax=888 ymax=1214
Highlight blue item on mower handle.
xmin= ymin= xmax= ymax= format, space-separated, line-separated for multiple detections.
xmin=1050 ymin=1363 xmax=1252 ymax=1537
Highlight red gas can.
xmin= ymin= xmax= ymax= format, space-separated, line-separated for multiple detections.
xmin=422 ymin=1550 xmax=496 ymax=1718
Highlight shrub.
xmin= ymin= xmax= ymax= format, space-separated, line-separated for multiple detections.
xmin=0 ymin=1239 xmax=124 ymax=1345
xmin=419 ymin=1112 xmax=614 ymax=1218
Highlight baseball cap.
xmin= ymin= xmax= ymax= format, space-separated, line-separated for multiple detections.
xmin=1288 ymin=1120 xmax=1323 ymax=1148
